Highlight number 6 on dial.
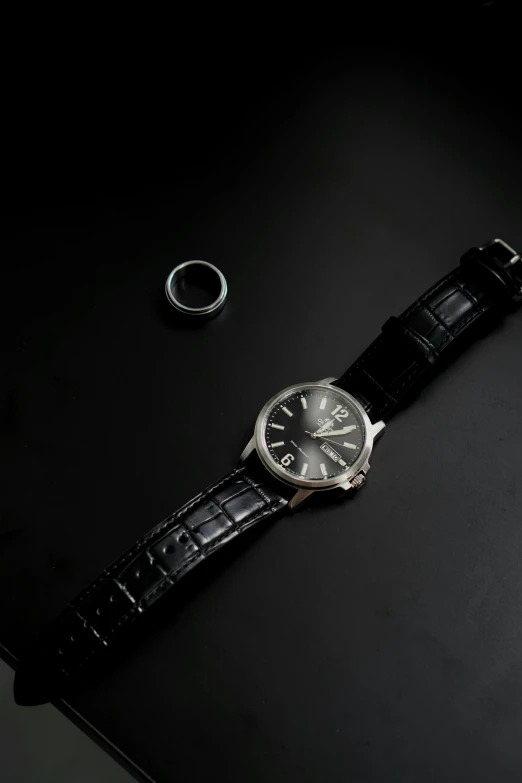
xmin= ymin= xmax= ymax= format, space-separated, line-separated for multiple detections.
xmin=281 ymin=454 xmax=295 ymax=467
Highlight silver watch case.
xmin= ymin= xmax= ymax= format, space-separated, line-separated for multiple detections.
xmin=240 ymin=379 xmax=385 ymax=510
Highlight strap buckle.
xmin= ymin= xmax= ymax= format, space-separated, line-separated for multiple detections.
xmin=480 ymin=238 xmax=522 ymax=298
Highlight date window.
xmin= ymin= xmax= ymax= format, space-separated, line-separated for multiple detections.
xmin=320 ymin=442 xmax=341 ymax=462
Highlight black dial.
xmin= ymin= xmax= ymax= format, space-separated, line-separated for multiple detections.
xmin=263 ymin=387 xmax=365 ymax=481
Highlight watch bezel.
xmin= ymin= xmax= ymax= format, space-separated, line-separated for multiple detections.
xmin=254 ymin=381 xmax=374 ymax=491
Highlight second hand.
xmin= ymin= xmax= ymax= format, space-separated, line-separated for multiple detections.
xmin=304 ymin=431 xmax=350 ymax=449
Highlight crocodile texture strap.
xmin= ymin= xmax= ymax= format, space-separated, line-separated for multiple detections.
xmin=335 ymin=239 xmax=522 ymax=422
xmin=14 ymin=462 xmax=288 ymax=705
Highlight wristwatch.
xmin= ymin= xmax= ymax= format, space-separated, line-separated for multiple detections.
xmin=14 ymin=238 xmax=522 ymax=706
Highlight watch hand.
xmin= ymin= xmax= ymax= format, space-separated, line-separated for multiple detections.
xmin=322 ymin=436 xmax=356 ymax=449
xmin=321 ymin=425 xmax=357 ymax=436
xmin=306 ymin=425 xmax=357 ymax=438
xmin=314 ymin=419 xmax=334 ymax=435
xmin=304 ymin=431 xmax=356 ymax=450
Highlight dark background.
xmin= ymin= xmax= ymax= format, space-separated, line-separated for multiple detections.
xmin=4 ymin=4 xmax=522 ymax=781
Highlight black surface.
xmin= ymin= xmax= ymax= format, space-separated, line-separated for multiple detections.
xmin=4 ymin=8 xmax=522 ymax=783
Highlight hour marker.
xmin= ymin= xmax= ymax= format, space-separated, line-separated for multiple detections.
xmin=300 ymin=463 xmax=309 ymax=476
xmin=282 ymin=406 xmax=293 ymax=417
xmin=320 ymin=463 xmax=327 ymax=477
xmin=272 ymin=441 xmax=285 ymax=448
xmin=319 ymin=397 xmax=327 ymax=410
xmin=331 ymin=405 xmax=342 ymax=416
xmin=270 ymin=423 xmax=284 ymax=430
xmin=344 ymin=442 xmax=357 ymax=449
xmin=300 ymin=397 xmax=307 ymax=409
xmin=339 ymin=459 xmax=347 ymax=467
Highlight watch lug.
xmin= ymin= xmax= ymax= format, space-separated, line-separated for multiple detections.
xmin=239 ymin=436 xmax=256 ymax=463
xmin=318 ymin=377 xmax=337 ymax=384
xmin=371 ymin=420 xmax=386 ymax=440
xmin=289 ymin=488 xmax=314 ymax=511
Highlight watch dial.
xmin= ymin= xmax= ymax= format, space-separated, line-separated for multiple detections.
xmin=263 ymin=387 xmax=365 ymax=481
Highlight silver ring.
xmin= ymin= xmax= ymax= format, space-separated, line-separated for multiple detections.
xmin=165 ymin=260 xmax=227 ymax=317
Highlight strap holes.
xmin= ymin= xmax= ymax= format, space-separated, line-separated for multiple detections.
xmin=58 ymin=648 xmax=63 ymax=655
xmin=70 ymin=635 xmax=75 ymax=642
xmin=135 ymin=569 xmax=141 ymax=578
xmin=96 ymin=607 xmax=102 ymax=615
xmin=163 ymin=544 xmax=174 ymax=555
xmin=109 ymin=594 xmax=117 ymax=603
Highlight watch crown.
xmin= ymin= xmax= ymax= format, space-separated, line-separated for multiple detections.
xmin=350 ymin=473 xmax=366 ymax=490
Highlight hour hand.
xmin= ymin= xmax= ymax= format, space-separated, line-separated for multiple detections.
xmin=314 ymin=419 xmax=334 ymax=435
xmin=322 ymin=425 xmax=357 ymax=436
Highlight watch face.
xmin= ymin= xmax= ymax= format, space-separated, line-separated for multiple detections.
xmin=260 ymin=385 xmax=366 ymax=484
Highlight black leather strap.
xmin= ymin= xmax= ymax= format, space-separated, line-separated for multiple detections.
xmin=335 ymin=240 xmax=522 ymax=422
xmin=14 ymin=461 xmax=288 ymax=705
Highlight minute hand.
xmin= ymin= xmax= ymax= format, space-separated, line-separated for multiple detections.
xmin=323 ymin=425 xmax=357 ymax=436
